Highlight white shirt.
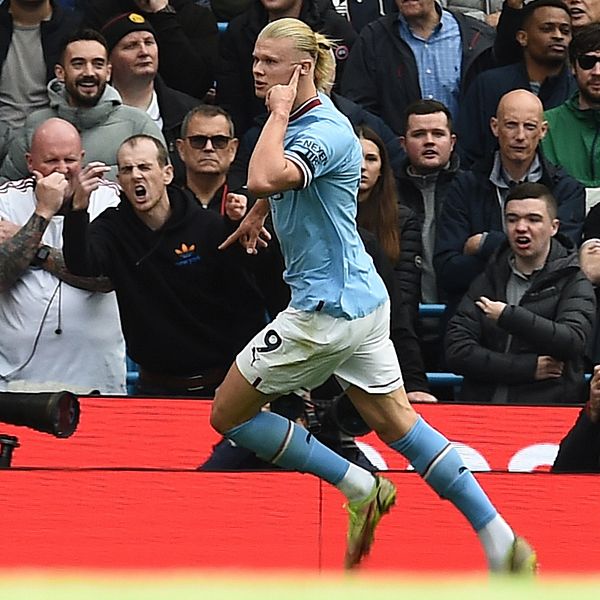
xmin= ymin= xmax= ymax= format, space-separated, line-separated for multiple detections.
xmin=0 ymin=177 xmax=127 ymax=394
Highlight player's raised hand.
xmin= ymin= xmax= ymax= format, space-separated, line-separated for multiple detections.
xmin=72 ymin=161 xmax=111 ymax=211
xmin=265 ymin=65 xmax=302 ymax=116
xmin=33 ymin=170 xmax=69 ymax=219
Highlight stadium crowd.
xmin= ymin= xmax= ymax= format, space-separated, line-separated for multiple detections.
xmin=1 ymin=0 xmax=600 ymax=472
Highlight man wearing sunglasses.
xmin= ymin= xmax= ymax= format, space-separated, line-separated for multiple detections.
xmin=176 ymin=105 xmax=250 ymax=222
xmin=542 ymin=23 xmax=600 ymax=188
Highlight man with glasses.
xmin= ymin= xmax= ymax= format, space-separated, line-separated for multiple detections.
xmin=542 ymin=23 xmax=600 ymax=188
xmin=176 ymin=105 xmax=250 ymax=222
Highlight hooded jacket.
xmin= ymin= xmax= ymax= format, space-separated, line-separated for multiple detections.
xmin=216 ymin=0 xmax=358 ymax=136
xmin=62 ymin=185 xmax=268 ymax=375
xmin=0 ymin=80 xmax=165 ymax=182
xmin=542 ymin=93 xmax=600 ymax=188
xmin=445 ymin=236 xmax=596 ymax=404
xmin=340 ymin=8 xmax=495 ymax=135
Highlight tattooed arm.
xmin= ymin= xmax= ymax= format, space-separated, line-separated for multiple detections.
xmin=43 ymin=248 xmax=113 ymax=292
xmin=0 ymin=212 xmax=47 ymax=292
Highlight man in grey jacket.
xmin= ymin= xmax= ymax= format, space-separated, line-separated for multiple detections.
xmin=445 ymin=181 xmax=596 ymax=404
xmin=0 ymin=28 xmax=164 ymax=182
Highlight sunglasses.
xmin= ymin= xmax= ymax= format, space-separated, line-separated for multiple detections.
xmin=186 ymin=134 xmax=232 ymax=150
xmin=576 ymin=54 xmax=600 ymax=70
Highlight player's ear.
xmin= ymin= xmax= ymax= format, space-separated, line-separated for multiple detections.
xmin=300 ymin=59 xmax=311 ymax=76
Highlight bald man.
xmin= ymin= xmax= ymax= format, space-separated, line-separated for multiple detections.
xmin=433 ymin=89 xmax=585 ymax=313
xmin=0 ymin=118 xmax=126 ymax=394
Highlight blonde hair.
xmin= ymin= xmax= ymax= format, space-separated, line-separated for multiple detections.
xmin=257 ymin=18 xmax=337 ymax=92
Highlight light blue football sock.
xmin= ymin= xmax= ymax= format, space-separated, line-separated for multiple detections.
xmin=225 ymin=411 xmax=350 ymax=485
xmin=390 ymin=417 xmax=497 ymax=531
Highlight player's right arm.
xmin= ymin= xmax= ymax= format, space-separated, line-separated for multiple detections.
xmin=247 ymin=66 xmax=304 ymax=197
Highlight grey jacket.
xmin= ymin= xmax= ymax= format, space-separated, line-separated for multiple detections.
xmin=0 ymin=80 xmax=165 ymax=181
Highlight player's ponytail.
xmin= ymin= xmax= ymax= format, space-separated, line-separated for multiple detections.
xmin=258 ymin=18 xmax=337 ymax=92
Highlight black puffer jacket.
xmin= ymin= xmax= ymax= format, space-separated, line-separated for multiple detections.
xmin=552 ymin=407 xmax=600 ymax=473
xmin=216 ymin=0 xmax=357 ymax=136
xmin=445 ymin=237 xmax=596 ymax=404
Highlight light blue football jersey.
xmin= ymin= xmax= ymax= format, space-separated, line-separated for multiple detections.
xmin=267 ymin=93 xmax=388 ymax=319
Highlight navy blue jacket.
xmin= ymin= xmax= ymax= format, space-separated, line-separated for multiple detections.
xmin=341 ymin=9 xmax=496 ymax=135
xmin=434 ymin=153 xmax=585 ymax=310
xmin=457 ymin=61 xmax=576 ymax=167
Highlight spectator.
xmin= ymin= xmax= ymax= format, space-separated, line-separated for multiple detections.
xmin=82 ymin=0 xmax=218 ymax=99
xmin=0 ymin=28 xmax=164 ymax=182
xmin=0 ymin=0 xmax=82 ymax=129
xmin=0 ymin=118 xmax=126 ymax=394
xmin=176 ymin=104 xmax=248 ymax=217
xmin=579 ymin=202 xmax=600 ymax=366
xmin=356 ymin=125 xmax=437 ymax=403
xmin=458 ymin=0 xmax=575 ymax=167
xmin=495 ymin=0 xmax=600 ymax=64
xmin=102 ymin=11 xmax=199 ymax=184
xmin=396 ymin=99 xmax=461 ymax=369
xmin=59 ymin=134 xmax=268 ymax=397
xmin=542 ymin=23 xmax=600 ymax=188
xmin=552 ymin=363 xmax=600 ymax=472
xmin=217 ymin=0 xmax=357 ymax=136
xmin=445 ymin=182 xmax=595 ymax=404
xmin=434 ymin=89 xmax=585 ymax=312
xmin=341 ymin=0 xmax=495 ymax=135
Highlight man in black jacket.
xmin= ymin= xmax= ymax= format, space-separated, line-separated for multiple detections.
xmin=445 ymin=182 xmax=595 ymax=405
xmin=0 ymin=0 xmax=82 ymax=128
xmin=397 ymin=98 xmax=461 ymax=370
xmin=101 ymin=11 xmax=199 ymax=184
xmin=216 ymin=0 xmax=357 ymax=136
xmin=552 ymin=363 xmax=600 ymax=472
xmin=82 ymin=0 xmax=218 ymax=99
xmin=340 ymin=0 xmax=495 ymax=135
xmin=58 ymin=134 xmax=268 ymax=396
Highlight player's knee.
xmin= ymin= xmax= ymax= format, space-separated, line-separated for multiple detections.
xmin=209 ymin=397 xmax=230 ymax=435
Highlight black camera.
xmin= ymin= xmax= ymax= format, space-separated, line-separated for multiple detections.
xmin=0 ymin=391 xmax=80 ymax=467
xmin=305 ymin=392 xmax=371 ymax=438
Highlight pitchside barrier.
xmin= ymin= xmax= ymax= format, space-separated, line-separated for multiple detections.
xmin=0 ymin=397 xmax=599 ymax=573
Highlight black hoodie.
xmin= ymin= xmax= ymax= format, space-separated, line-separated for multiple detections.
xmin=63 ymin=186 xmax=267 ymax=375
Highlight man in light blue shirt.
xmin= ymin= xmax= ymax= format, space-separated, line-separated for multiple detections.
xmin=212 ymin=17 xmax=537 ymax=575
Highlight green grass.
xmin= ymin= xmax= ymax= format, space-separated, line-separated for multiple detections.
xmin=0 ymin=571 xmax=599 ymax=600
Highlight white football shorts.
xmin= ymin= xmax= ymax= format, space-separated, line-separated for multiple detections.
xmin=236 ymin=300 xmax=403 ymax=396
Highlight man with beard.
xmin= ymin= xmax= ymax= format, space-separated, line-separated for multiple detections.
xmin=496 ymin=0 xmax=600 ymax=63
xmin=0 ymin=0 xmax=82 ymax=129
xmin=0 ymin=28 xmax=164 ymax=182
xmin=542 ymin=23 xmax=600 ymax=187
xmin=457 ymin=0 xmax=576 ymax=167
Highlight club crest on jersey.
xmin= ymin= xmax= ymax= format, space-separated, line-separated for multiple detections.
xmin=174 ymin=242 xmax=201 ymax=266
